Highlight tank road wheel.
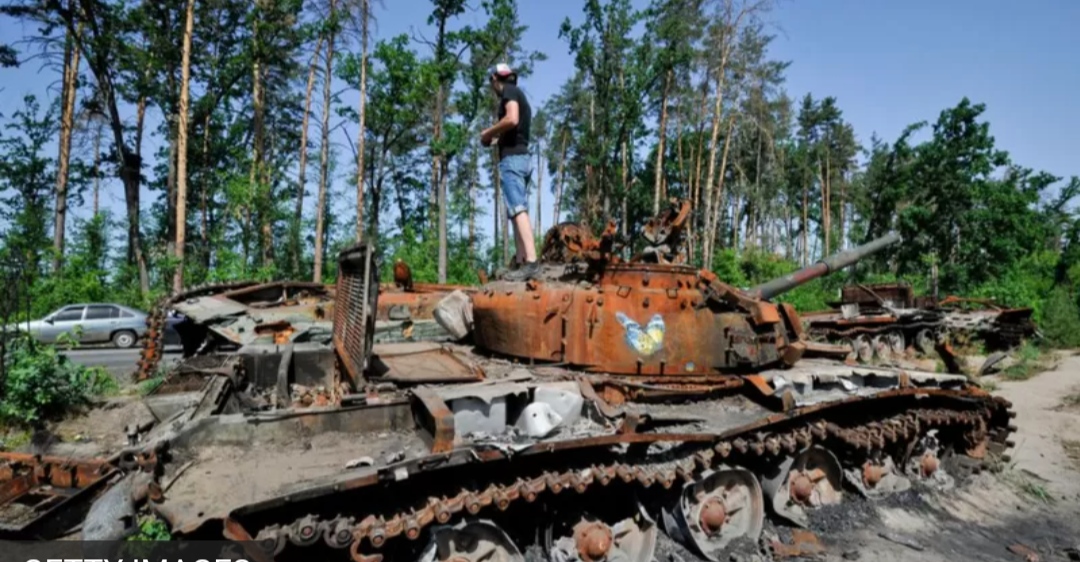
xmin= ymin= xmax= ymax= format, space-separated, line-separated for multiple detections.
xmin=254 ymin=525 xmax=287 ymax=556
xmin=853 ymin=335 xmax=873 ymax=363
xmin=843 ymin=453 xmax=911 ymax=500
xmin=885 ymin=331 xmax=906 ymax=359
xmin=904 ymin=430 xmax=955 ymax=490
xmin=871 ymin=335 xmax=890 ymax=362
xmin=662 ymin=468 xmax=765 ymax=562
xmin=839 ymin=338 xmax=857 ymax=362
xmin=915 ymin=329 xmax=936 ymax=356
xmin=418 ymin=519 xmax=523 ymax=562
xmin=761 ymin=446 xmax=844 ymax=528
xmin=546 ymin=506 xmax=658 ymax=562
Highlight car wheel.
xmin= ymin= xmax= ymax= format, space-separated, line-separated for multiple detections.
xmin=112 ymin=330 xmax=137 ymax=349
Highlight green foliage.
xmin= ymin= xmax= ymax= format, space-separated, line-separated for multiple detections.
xmin=0 ymin=334 xmax=117 ymax=427
xmin=0 ymin=95 xmax=57 ymax=284
xmin=127 ymin=514 xmax=173 ymax=541
xmin=1038 ymin=286 xmax=1080 ymax=349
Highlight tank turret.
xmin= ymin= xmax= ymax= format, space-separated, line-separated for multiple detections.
xmin=470 ymin=207 xmax=903 ymax=376
xmin=747 ymin=232 xmax=902 ymax=301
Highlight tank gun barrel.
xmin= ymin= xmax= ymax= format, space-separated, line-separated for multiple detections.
xmin=748 ymin=232 xmax=902 ymax=300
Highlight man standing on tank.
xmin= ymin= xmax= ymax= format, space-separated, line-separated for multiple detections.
xmin=480 ymin=63 xmax=538 ymax=282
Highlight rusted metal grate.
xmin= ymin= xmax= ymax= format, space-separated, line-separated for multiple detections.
xmin=334 ymin=243 xmax=379 ymax=388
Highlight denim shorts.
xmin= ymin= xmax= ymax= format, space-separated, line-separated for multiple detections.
xmin=499 ymin=153 xmax=531 ymax=219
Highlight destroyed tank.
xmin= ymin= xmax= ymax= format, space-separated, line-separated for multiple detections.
xmin=0 ymin=200 xmax=1015 ymax=562
xmin=801 ymin=281 xmax=1039 ymax=364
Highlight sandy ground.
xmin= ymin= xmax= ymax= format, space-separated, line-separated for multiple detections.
xmin=786 ymin=351 xmax=1080 ymax=562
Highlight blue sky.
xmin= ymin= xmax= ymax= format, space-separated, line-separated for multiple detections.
xmin=1 ymin=0 xmax=1078 ymax=253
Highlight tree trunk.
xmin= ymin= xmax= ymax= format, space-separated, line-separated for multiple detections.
xmin=801 ymin=183 xmax=808 ymax=266
xmin=355 ymin=0 xmax=369 ymax=242
xmin=822 ymin=152 xmax=831 ymax=256
xmin=250 ymin=0 xmax=270 ymax=269
xmin=535 ymin=135 xmax=543 ymax=236
xmin=172 ymin=0 xmax=195 ymax=292
xmin=620 ymin=135 xmax=629 ymax=236
xmin=199 ymin=113 xmax=211 ymax=271
xmin=712 ymin=116 xmax=733 ymax=255
xmin=294 ymin=36 xmax=324 ymax=274
xmin=92 ymin=122 xmax=102 ymax=216
xmin=468 ymin=143 xmax=478 ymax=263
xmin=132 ymin=70 xmax=149 ymax=295
xmin=690 ymin=80 xmax=708 ymax=264
xmin=166 ymin=114 xmax=178 ymax=257
xmin=784 ymin=203 xmax=792 ymax=260
xmin=433 ymin=14 xmax=448 ymax=283
xmin=653 ymin=69 xmax=672 ymax=215
xmin=553 ymin=128 xmax=568 ymax=225
xmin=53 ymin=10 xmax=81 ymax=272
xmin=701 ymin=71 xmax=725 ymax=271
xmin=313 ymin=2 xmax=336 ymax=283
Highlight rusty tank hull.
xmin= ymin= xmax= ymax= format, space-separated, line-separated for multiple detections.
xmin=473 ymin=264 xmax=799 ymax=375
xmin=0 ymin=200 xmax=1018 ymax=562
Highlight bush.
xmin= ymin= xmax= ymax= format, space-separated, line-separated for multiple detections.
xmin=0 ymin=333 xmax=117 ymax=426
xmin=1039 ymin=285 xmax=1080 ymax=348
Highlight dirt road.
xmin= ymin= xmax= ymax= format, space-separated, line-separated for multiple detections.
xmin=799 ymin=352 xmax=1080 ymax=562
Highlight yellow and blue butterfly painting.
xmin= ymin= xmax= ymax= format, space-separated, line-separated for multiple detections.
xmin=615 ymin=312 xmax=666 ymax=357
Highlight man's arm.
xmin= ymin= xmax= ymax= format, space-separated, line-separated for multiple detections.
xmin=481 ymin=100 xmax=519 ymax=144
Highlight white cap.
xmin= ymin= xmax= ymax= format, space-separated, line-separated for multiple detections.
xmin=492 ymin=63 xmax=515 ymax=78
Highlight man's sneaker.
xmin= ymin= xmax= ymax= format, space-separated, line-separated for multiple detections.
xmin=503 ymin=260 xmax=540 ymax=282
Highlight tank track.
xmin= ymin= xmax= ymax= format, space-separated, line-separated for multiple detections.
xmin=223 ymin=390 xmax=1014 ymax=560
xmin=136 ymin=281 xmax=260 ymax=381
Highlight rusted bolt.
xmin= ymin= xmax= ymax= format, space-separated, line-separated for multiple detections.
xmin=586 ymin=296 xmax=594 ymax=303
xmin=575 ymin=522 xmax=613 ymax=562
xmin=404 ymin=520 xmax=420 ymax=540
xmin=920 ymin=453 xmax=939 ymax=477
xmin=699 ymin=497 xmax=727 ymax=535
xmin=790 ymin=472 xmax=814 ymax=504
xmin=862 ymin=462 xmax=884 ymax=487
xmin=597 ymin=298 xmax=604 ymax=306
xmin=642 ymin=276 xmax=650 ymax=286
xmin=643 ymin=297 xmax=650 ymax=308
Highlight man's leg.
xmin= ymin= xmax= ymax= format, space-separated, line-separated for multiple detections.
xmin=500 ymin=155 xmax=539 ymax=281
xmin=513 ymin=212 xmax=536 ymax=262
xmin=512 ymin=222 xmax=526 ymax=266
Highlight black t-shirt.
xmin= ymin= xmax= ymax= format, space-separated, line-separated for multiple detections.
xmin=497 ymin=84 xmax=531 ymax=158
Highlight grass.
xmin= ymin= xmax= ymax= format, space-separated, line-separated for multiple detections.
xmin=980 ymin=379 xmax=999 ymax=392
xmin=0 ymin=429 xmax=31 ymax=451
xmin=132 ymin=376 xmax=165 ymax=396
xmin=1000 ymin=342 xmax=1052 ymax=381
xmin=999 ymin=464 xmax=1057 ymax=505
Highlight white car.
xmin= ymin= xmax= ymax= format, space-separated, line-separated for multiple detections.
xmin=16 ymin=303 xmax=150 ymax=348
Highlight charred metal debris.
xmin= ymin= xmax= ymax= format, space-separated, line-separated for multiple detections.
xmin=801 ymin=281 xmax=1039 ymax=366
xmin=0 ymin=199 xmax=1017 ymax=562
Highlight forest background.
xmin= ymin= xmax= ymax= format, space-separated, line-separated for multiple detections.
xmin=1 ymin=0 xmax=1079 ymax=346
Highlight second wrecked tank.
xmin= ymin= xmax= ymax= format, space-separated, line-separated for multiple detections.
xmin=0 ymin=199 xmax=1014 ymax=562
